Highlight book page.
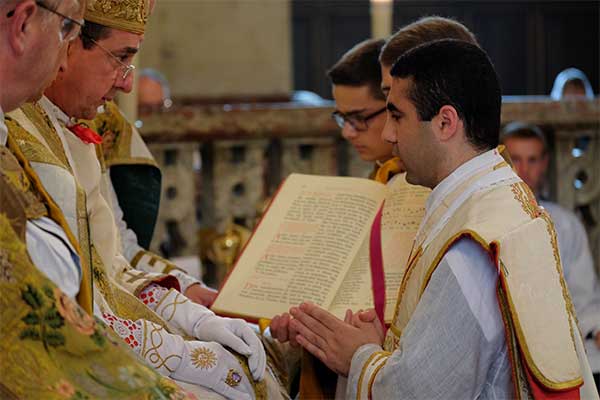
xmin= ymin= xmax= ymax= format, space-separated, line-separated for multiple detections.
xmin=327 ymin=174 xmax=430 ymax=322
xmin=212 ymin=173 xmax=386 ymax=320
xmin=381 ymin=174 xmax=430 ymax=321
xmin=327 ymin=236 xmax=373 ymax=319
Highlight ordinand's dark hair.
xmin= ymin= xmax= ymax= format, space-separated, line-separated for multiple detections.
xmin=80 ymin=21 xmax=112 ymax=50
xmin=380 ymin=16 xmax=478 ymax=67
xmin=500 ymin=122 xmax=548 ymax=154
xmin=390 ymin=39 xmax=501 ymax=151
xmin=327 ymin=38 xmax=386 ymax=101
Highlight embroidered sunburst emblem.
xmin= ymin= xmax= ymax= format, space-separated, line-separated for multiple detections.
xmin=190 ymin=347 xmax=217 ymax=370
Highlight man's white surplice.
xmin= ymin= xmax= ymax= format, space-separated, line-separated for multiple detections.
xmin=347 ymin=150 xmax=514 ymax=399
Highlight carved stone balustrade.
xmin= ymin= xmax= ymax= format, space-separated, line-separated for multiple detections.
xmin=140 ymin=98 xmax=599 ymax=275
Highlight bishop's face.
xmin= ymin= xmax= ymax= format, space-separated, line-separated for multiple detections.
xmin=381 ymin=77 xmax=438 ymax=188
xmin=46 ymin=28 xmax=142 ymax=120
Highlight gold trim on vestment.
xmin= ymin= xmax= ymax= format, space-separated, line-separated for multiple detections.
xmin=20 ymin=103 xmax=72 ymax=172
xmin=356 ymin=351 xmax=389 ymax=399
xmin=387 ymin=173 xmax=583 ymax=392
xmin=105 ymin=157 xmax=158 ymax=168
xmin=390 ymin=246 xmax=422 ymax=324
xmin=6 ymin=135 xmax=93 ymax=314
xmin=416 ymin=228 xmax=582 ymax=391
xmin=367 ymin=355 xmax=390 ymax=400
xmin=5 ymin=118 xmax=67 ymax=170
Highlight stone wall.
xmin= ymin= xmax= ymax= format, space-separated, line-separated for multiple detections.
xmin=142 ymin=98 xmax=600 ymax=277
xmin=140 ymin=0 xmax=292 ymax=98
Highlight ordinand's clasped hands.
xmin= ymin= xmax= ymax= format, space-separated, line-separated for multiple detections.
xmin=270 ymin=303 xmax=384 ymax=375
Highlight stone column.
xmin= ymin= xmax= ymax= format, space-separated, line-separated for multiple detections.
xmin=148 ymin=142 xmax=199 ymax=258
xmin=281 ymin=137 xmax=338 ymax=179
xmin=554 ymin=128 xmax=600 ymax=274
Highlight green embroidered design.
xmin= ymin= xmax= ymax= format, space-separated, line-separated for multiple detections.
xmin=19 ymin=284 xmax=66 ymax=348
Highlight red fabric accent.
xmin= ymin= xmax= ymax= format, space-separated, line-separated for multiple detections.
xmin=152 ymin=274 xmax=181 ymax=292
xmin=369 ymin=204 xmax=386 ymax=330
xmin=524 ymin=363 xmax=580 ymax=400
xmin=67 ymin=124 xmax=103 ymax=144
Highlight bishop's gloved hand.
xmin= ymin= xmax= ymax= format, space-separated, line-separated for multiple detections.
xmin=153 ymin=288 xmax=266 ymax=381
xmin=192 ymin=315 xmax=266 ymax=381
xmin=139 ymin=320 xmax=255 ymax=400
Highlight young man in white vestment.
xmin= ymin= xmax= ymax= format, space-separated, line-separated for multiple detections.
xmin=502 ymin=122 xmax=600 ymax=393
xmin=270 ymin=15 xmax=480 ymax=344
xmin=285 ymin=40 xmax=598 ymax=399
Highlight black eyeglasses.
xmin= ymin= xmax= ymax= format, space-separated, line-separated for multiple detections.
xmin=6 ymin=2 xmax=84 ymax=42
xmin=331 ymin=107 xmax=387 ymax=132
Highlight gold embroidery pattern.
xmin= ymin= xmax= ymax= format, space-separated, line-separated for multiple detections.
xmin=20 ymin=103 xmax=72 ymax=172
xmin=0 ymin=248 xmax=14 ymax=283
xmin=0 ymin=148 xmax=47 ymax=219
xmin=142 ymin=321 xmax=181 ymax=372
xmin=75 ymin=186 xmax=94 ymax=310
xmin=6 ymin=118 xmax=66 ymax=170
xmin=85 ymin=0 xmax=149 ymax=34
xmin=91 ymin=247 xmax=168 ymax=328
xmin=539 ymin=210 xmax=579 ymax=338
xmin=510 ymin=182 xmax=540 ymax=220
xmin=156 ymin=292 xmax=189 ymax=322
xmin=383 ymin=327 xmax=401 ymax=352
xmin=190 ymin=347 xmax=218 ymax=370
xmin=0 ymin=211 xmax=192 ymax=400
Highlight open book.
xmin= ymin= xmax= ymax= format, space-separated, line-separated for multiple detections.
xmin=211 ymin=173 xmax=430 ymax=323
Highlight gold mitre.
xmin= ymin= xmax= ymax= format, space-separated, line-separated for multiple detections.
xmin=85 ymin=0 xmax=150 ymax=35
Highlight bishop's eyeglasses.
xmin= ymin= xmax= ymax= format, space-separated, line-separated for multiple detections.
xmin=85 ymin=36 xmax=137 ymax=81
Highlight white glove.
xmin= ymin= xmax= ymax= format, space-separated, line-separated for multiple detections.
xmin=154 ymin=289 xmax=267 ymax=381
xmin=193 ymin=315 xmax=267 ymax=381
xmin=139 ymin=320 xmax=255 ymax=400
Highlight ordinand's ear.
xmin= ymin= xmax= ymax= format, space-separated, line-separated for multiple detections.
xmin=435 ymin=105 xmax=460 ymax=142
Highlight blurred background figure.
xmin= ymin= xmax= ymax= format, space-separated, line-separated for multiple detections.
xmin=501 ymin=122 xmax=600 ymax=391
xmin=138 ymin=68 xmax=173 ymax=116
xmin=551 ymin=67 xmax=595 ymax=100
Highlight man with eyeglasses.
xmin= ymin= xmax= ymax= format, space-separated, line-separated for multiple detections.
xmin=0 ymin=1 xmax=194 ymax=398
xmin=6 ymin=0 xmax=290 ymax=398
xmin=327 ymin=38 xmax=400 ymax=184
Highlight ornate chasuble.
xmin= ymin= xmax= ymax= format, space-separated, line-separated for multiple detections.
xmin=5 ymin=109 xmax=175 ymax=326
xmin=0 ymin=146 xmax=192 ymax=400
xmin=89 ymin=101 xmax=162 ymax=250
xmin=361 ymin=150 xmax=586 ymax=399
xmin=6 ymin=104 xmax=269 ymax=399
